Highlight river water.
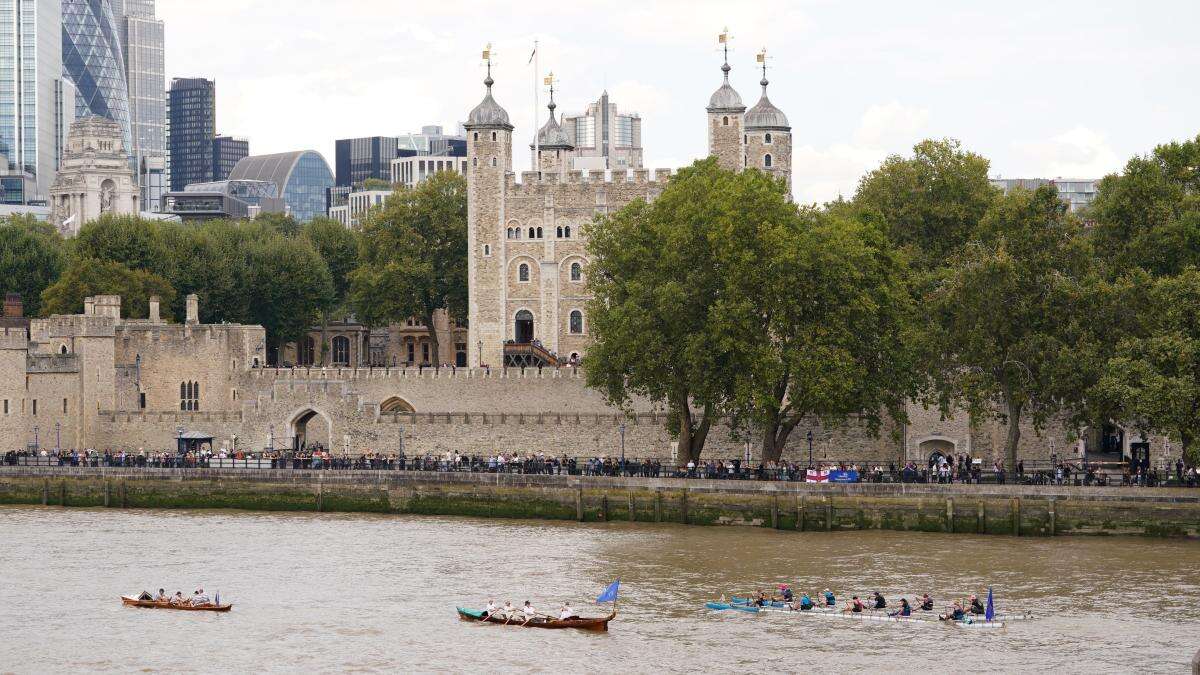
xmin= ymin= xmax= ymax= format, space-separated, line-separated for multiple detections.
xmin=1 ymin=506 xmax=1198 ymax=673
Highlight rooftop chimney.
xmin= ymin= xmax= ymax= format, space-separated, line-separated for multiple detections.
xmin=149 ymin=295 xmax=160 ymax=323
xmin=185 ymin=294 xmax=199 ymax=325
xmin=3 ymin=293 xmax=21 ymax=318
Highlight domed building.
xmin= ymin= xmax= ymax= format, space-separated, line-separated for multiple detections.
xmin=49 ymin=116 xmax=140 ymax=237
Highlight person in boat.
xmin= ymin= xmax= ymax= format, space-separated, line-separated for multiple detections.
xmin=191 ymin=588 xmax=211 ymax=606
xmin=889 ymin=598 xmax=912 ymax=617
xmin=967 ymin=594 xmax=985 ymax=615
xmin=483 ymin=600 xmax=498 ymax=619
xmin=918 ymin=593 xmax=934 ymax=611
xmin=843 ymin=596 xmax=865 ymax=613
xmin=823 ymin=589 xmax=836 ymax=606
xmin=753 ymin=591 xmax=768 ymax=607
xmin=872 ymin=591 xmax=887 ymax=609
xmin=169 ymin=591 xmax=185 ymax=605
xmin=796 ymin=592 xmax=815 ymax=611
xmin=559 ymin=603 xmax=576 ymax=621
xmin=521 ymin=601 xmax=538 ymax=625
xmin=777 ymin=585 xmax=794 ymax=602
xmin=940 ymin=601 xmax=966 ymax=621
xmin=501 ymin=601 xmax=515 ymax=619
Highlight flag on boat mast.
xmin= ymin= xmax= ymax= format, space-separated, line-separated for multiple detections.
xmin=985 ymin=586 xmax=994 ymax=622
xmin=596 ymin=579 xmax=620 ymax=604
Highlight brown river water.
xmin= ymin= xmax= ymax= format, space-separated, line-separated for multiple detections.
xmin=1 ymin=506 xmax=1198 ymax=673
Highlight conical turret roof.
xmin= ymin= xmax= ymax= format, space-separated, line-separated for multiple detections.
xmin=707 ymin=61 xmax=745 ymax=113
xmin=745 ymin=77 xmax=789 ymax=130
xmin=466 ymin=68 xmax=512 ymax=129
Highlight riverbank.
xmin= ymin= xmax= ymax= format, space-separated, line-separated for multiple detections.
xmin=1 ymin=467 xmax=1197 ymax=537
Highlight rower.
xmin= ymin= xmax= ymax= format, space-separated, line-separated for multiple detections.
xmin=521 ymin=600 xmax=538 ymax=625
xmin=155 ymin=588 xmax=168 ymax=602
xmin=872 ymin=591 xmax=887 ymax=609
xmin=823 ymin=589 xmax=836 ymax=606
xmin=483 ymin=599 xmax=498 ymax=619
xmin=967 ymin=594 xmax=985 ymax=615
xmin=889 ymin=598 xmax=912 ymax=617
xmin=192 ymin=588 xmax=211 ymax=606
xmin=170 ymin=591 xmax=185 ymax=605
xmin=559 ymin=603 xmax=575 ymax=621
xmin=919 ymin=593 xmax=934 ymax=611
xmin=754 ymin=591 xmax=768 ymax=607
xmin=798 ymin=592 xmax=815 ymax=611
xmin=939 ymin=601 xmax=966 ymax=622
xmin=502 ymin=601 xmax=515 ymax=618
xmin=779 ymin=585 xmax=794 ymax=602
xmin=843 ymin=596 xmax=865 ymax=613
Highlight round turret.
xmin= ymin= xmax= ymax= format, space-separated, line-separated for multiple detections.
xmin=745 ymin=77 xmax=790 ymax=130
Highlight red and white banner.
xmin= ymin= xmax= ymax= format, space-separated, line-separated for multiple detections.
xmin=806 ymin=469 xmax=828 ymax=483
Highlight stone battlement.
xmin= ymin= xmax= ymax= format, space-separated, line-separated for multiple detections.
xmin=98 ymin=410 xmax=244 ymax=424
xmin=249 ymin=365 xmax=586 ymax=381
xmin=375 ymin=411 xmax=662 ymax=426
xmin=33 ymin=315 xmax=117 ymax=338
xmin=0 ymin=329 xmax=27 ymax=350
xmin=503 ymin=167 xmax=675 ymax=196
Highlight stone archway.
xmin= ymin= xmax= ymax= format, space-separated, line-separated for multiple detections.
xmin=380 ymin=396 xmax=415 ymax=413
xmin=288 ymin=407 xmax=332 ymax=452
xmin=917 ymin=436 xmax=957 ymax=467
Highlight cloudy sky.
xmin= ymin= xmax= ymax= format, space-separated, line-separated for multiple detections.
xmin=158 ymin=0 xmax=1200 ymax=204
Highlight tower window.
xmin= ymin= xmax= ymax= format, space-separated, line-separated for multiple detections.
xmin=536 ymin=227 xmax=543 ymax=239
xmin=484 ymin=244 xmax=491 ymax=256
xmin=723 ymin=116 xmax=729 ymax=126
xmin=491 ymin=157 xmax=497 ymax=167
xmin=564 ymin=226 xmax=571 ymax=238
xmin=519 ymin=263 xmax=530 ymax=282
xmin=764 ymin=154 xmax=773 ymax=168
xmin=473 ymin=132 xmax=479 ymax=142
xmin=570 ymin=262 xmax=582 ymax=281
xmin=569 ymin=310 xmax=584 ymax=334
xmin=180 ymin=381 xmax=199 ymax=411
xmin=556 ymin=226 xmax=563 ymax=238
xmin=491 ymin=131 xmax=497 ymax=141
xmin=472 ymin=157 xmax=477 ymax=167
xmin=765 ymin=133 xmax=773 ymax=144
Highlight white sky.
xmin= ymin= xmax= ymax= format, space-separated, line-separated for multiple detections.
xmin=158 ymin=0 xmax=1200 ymax=204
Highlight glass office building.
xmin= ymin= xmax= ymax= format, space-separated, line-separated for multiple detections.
xmin=166 ymin=76 xmax=214 ymax=191
xmin=228 ymin=150 xmax=333 ymax=223
xmin=62 ymin=0 xmax=132 ymax=150
xmin=118 ymin=0 xmax=165 ymax=208
xmin=212 ymin=134 xmax=247 ymax=181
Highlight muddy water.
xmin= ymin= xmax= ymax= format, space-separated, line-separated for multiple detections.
xmin=1 ymin=506 xmax=1197 ymax=673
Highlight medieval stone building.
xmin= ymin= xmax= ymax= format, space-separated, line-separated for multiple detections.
xmin=49 ymin=116 xmax=140 ymax=237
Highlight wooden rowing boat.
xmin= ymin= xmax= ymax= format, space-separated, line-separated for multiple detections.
xmin=121 ymin=596 xmax=232 ymax=612
xmin=456 ymin=607 xmax=614 ymax=631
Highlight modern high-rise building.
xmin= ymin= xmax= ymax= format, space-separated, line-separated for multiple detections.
xmin=561 ymin=91 xmax=642 ymax=170
xmin=116 ymin=0 xmax=165 ymax=209
xmin=228 ymin=150 xmax=334 ymax=223
xmin=0 ymin=0 xmax=76 ymax=205
xmin=212 ymin=135 xmax=248 ymax=181
xmin=62 ymin=0 xmax=132 ymax=151
xmin=334 ymin=136 xmax=400 ymax=188
xmin=990 ymin=177 xmax=1099 ymax=213
xmin=166 ymin=77 xmax=215 ymax=191
xmin=396 ymin=125 xmax=465 ymax=156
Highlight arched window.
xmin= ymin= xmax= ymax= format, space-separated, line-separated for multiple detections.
xmin=536 ymin=226 xmax=543 ymax=238
xmin=472 ymin=157 xmax=477 ymax=167
xmin=515 ymin=309 xmax=534 ymax=343
xmin=569 ymin=310 xmax=583 ymax=334
xmin=331 ymin=336 xmax=350 ymax=366
xmin=518 ymin=263 xmax=530 ymax=282
xmin=722 ymin=116 xmax=729 ymax=126
xmin=764 ymin=153 xmax=773 ymax=168
xmin=491 ymin=131 xmax=497 ymax=141
xmin=556 ymin=226 xmax=563 ymax=238
xmin=528 ymin=227 xmax=535 ymax=239
xmin=483 ymin=244 xmax=490 ymax=256
xmin=180 ymin=381 xmax=199 ymax=411
xmin=765 ymin=132 xmax=773 ymax=144
xmin=491 ymin=157 xmax=497 ymax=167
xmin=564 ymin=226 xmax=571 ymax=238
xmin=59 ymin=345 xmax=67 ymax=354
xmin=473 ymin=132 xmax=479 ymax=142
xmin=570 ymin=262 xmax=582 ymax=281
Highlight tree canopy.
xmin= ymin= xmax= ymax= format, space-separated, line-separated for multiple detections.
xmin=0 ymin=215 xmax=65 ymax=317
xmin=41 ymin=257 xmax=175 ymax=319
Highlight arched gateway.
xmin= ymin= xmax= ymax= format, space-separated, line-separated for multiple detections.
xmin=288 ymin=407 xmax=332 ymax=452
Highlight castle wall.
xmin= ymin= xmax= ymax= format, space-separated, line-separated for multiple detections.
xmin=745 ymin=131 xmax=792 ymax=197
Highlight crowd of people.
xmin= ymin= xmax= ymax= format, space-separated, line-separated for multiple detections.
xmin=3 ymin=446 xmax=1198 ymax=487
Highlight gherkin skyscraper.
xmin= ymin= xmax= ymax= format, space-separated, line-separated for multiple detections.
xmin=62 ymin=0 xmax=132 ymax=151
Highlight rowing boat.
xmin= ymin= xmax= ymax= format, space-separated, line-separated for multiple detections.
xmin=456 ymin=607 xmax=615 ymax=631
xmin=707 ymin=601 xmax=1004 ymax=628
xmin=727 ymin=596 xmax=1030 ymax=621
xmin=120 ymin=596 xmax=231 ymax=612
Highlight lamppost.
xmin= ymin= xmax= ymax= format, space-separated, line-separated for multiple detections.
xmin=33 ymin=425 xmax=39 ymax=454
xmin=176 ymin=425 xmax=184 ymax=456
xmin=477 ymin=340 xmax=483 ymax=367
xmin=268 ymin=424 xmax=275 ymax=452
xmin=619 ymin=423 xmax=625 ymax=475
xmin=54 ymin=422 xmax=61 ymax=452
xmin=399 ymin=424 xmax=405 ymax=455
xmin=807 ymin=430 xmax=814 ymax=468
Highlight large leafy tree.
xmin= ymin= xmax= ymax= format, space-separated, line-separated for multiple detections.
xmin=160 ymin=222 xmax=247 ymax=323
xmin=243 ymin=234 xmax=334 ymax=357
xmin=41 ymin=257 xmax=175 ymax=319
xmin=732 ymin=208 xmax=917 ymax=462
xmin=586 ymin=158 xmax=785 ymax=463
xmin=302 ymin=217 xmax=359 ymax=305
xmin=73 ymin=214 xmax=173 ymax=279
xmin=1095 ymin=269 xmax=1200 ymax=464
xmin=349 ymin=171 xmax=467 ymax=365
xmin=0 ymin=215 xmax=66 ymax=316
xmin=924 ymin=185 xmax=1093 ymax=474
xmin=854 ymin=138 xmax=995 ymax=271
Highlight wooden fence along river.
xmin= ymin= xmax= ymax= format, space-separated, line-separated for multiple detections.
xmin=0 ymin=467 xmax=1198 ymax=538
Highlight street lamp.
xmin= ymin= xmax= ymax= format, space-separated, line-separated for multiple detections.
xmin=55 ymin=422 xmax=61 ymax=452
xmin=399 ymin=424 xmax=405 ymax=455
xmin=268 ymin=423 xmax=275 ymax=452
xmin=33 ymin=425 xmax=39 ymax=454
xmin=477 ymin=340 xmax=483 ymax=367
xmin=619 ymin=423 xmax=625 ymax=475
xmin=807 ymin=430 xmax=814 ymax=468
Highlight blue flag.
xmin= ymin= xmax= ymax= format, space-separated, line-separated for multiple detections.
xmin=985 ymin=587 xmax=994 ymax=622
xmin=596 ymin=579 xmax=620 ymax=604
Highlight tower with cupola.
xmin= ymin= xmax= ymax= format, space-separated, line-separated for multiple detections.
xmin=744 ymin=48 xmax=792 ymax=199
xmin=707 ymin=30 xmax=746 ymax=172
xmin=465 ymin=47 xmax=513 ymax=367
xmin=531 ymin=75 xmax=574 ymax=175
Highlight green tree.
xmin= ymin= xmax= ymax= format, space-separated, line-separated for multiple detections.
xmin=854 ymin=138 xmax=995 ymax=270
xmin=586 ymin=159 xmax=778 ymax=462
xmin=734 ymin=208 xmax=917 ymax=462
xmin=923 ymin=186 xmax=1093 ymax=474
xmin=349 ymin=171 xmax=466 ymax=365
xmin=1095 ymin=268 xmax=1200 ymax=464
xmin=0 ymin=215 xmax=66 ymax=316
xmin=1088 ymin=134 xmax=1200 ymax=277
xmin=243 ymin=234 xmax=334 ymax=358
xmin=41 ymin=257 xmax=175 ymax=318
xmin=73 ymin=214 xmax=172 ymax=278
xmin=160 ymin=221 xmax=247 ymax=323
xmin=252 ymin=212 xmax=301 ymax=236
xmin=302 ymin=217 xmax=359 ymax=304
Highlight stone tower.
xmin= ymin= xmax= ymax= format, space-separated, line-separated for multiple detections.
xmin=530 ymin=81 xmax=574 ymax=174
xmin=744 ymin=53 xmax=792 ymax=199
xmin=465 ymin=59 xmax=513 ymax=368
xmin=707 ymin=50 xmax=745 ymax=172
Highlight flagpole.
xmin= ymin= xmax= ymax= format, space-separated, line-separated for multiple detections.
xmin=533 ymin=39 xmax=539 ymax=175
